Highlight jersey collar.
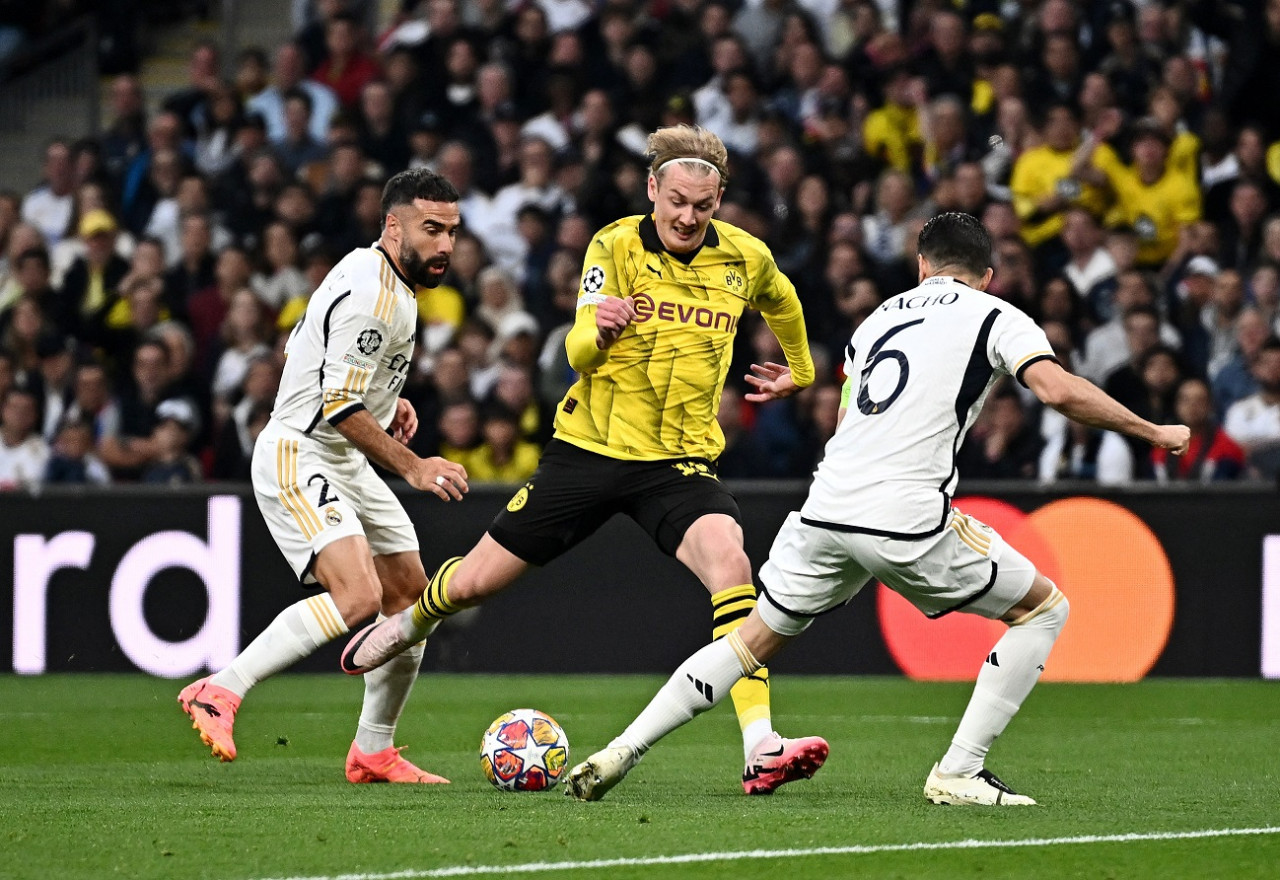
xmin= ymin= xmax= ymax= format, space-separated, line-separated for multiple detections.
xmin=375 ymin=244 xmax=416 ymax=292
xmin=638 ymin=214 xmax=719 ymax=265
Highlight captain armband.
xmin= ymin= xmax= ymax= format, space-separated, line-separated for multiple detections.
xmin=577 ymin=293 xmax=608 ymax=309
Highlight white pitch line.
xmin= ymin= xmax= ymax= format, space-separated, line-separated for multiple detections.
xmin=253 ymin=826 xmax=1280 ymax=880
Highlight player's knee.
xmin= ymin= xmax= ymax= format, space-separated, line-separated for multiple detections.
xmin=1011 ymin=585 xmax=1068 ymax=637
xmin=324 ymin=574 xmax=383 ymax=625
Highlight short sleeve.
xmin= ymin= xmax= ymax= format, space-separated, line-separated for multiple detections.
xmin=320 ymin=291 xmax=390 ymax=425
xmin=987 ymin=306 xmax=1057 ymax=387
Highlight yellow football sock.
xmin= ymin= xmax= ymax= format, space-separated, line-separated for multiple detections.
xmin=711 ymin=584 xmax=772 ymax=734
xmin=412 ymin=556 xmax=464 ymax=628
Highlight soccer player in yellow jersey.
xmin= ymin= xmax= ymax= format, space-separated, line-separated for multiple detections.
xmin=342 ymin=125 xmax=830 ymax=794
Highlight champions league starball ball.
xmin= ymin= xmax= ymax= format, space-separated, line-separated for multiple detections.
xmin=480 ymin=708 xmax=570 ymax=792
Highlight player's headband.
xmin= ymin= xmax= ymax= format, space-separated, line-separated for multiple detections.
xmin=655 ymin=157 xmax=722 ymax=178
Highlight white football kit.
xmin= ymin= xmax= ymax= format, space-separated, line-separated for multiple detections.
xmin=252 ymin=245 xmax=420 ymax=582
xmin=759 ymin=276 xmax=1056 ymax=634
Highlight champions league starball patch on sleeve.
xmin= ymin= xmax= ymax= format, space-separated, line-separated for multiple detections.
xmin=582 ymin=265 xmax=606 ymax=296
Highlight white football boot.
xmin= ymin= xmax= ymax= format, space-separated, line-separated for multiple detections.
xmin=563 ymin=746 xmax=640 ymax=801
xmin=924 ymin=763 xmax=1037 ymax=806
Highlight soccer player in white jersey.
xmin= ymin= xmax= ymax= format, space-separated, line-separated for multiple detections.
xmin=178 ymin=169 xmax=470 ymax=783
xmin=566 ymin=212 xmax=1192 ymax=805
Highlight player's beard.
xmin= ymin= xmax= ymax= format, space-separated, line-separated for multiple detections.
xmin=400 ymin=243 xmax=449 ymax=288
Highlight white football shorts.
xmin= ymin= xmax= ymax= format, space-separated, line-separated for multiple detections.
xmin=252 ymin=420 xmax=418 ymax=584
xmin=758 ymin=507 xmax=1037 ymax=637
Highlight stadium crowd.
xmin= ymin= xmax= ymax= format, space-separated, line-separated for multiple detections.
xmin=2 ymin=0 xmax=1280 ymax=489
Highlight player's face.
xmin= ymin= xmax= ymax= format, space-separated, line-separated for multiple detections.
xmin=648 ymin=165 xmax=723 ymax=253
xmin=393 ymin=198 xmax=461 ymax=288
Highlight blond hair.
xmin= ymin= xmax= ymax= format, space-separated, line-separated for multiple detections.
xmin=647 ymin=125 xmax=730 ymax=187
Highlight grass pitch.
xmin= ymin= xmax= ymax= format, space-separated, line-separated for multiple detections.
xmin=1 ymin=674 xmax=1277 ymax=880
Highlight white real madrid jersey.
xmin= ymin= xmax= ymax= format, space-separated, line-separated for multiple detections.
xmin=271 ymin=245 xmax=416 ymax=446
xmin=801 ymin=276 xmax=1056 ymax=537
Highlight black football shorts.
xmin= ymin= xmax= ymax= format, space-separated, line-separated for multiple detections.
xmin=487 ymin=438 xmax=742 ymax=566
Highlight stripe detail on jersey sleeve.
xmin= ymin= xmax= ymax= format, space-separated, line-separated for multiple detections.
xmin=276 ymin=439 xmax=322 ymax=540
xmin=328 ymin=402 xmax=367 ymax=427
xmin=375 ymin=262 xmax=399 ymax=323
xmin=1013 ymin=352 xmax=1059 ymax=388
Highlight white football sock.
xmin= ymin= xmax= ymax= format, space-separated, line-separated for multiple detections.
xmin=939 ymin=593 xmax=1069 ymax=777
xmin=613 ymin=632 xmax=760 ymax=756
xmin=212 ymin=594 xmax=348 ymax=697
xmin=355 ymin=637 xmax=426 ymax=754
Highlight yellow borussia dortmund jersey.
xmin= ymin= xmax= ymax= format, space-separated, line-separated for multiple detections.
xmin=556 ymin=215 xmax=812 ymax=462
xmin=1093 ymin=144 xmax=1201 ymax=266
xmin=1010 ymin=144 xmax=1108 ymax=247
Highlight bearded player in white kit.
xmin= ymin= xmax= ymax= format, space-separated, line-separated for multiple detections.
xmin=177 ymin=168 xmax=469 ymax=783
xmin=566 ymin=212 xmax=1191 ymax=804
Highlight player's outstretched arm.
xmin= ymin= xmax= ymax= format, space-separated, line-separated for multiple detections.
xmin=334 ymin=408 xmax=469 ymax=501
xmin=1022 ymin=359 xmax=1191 ymax=454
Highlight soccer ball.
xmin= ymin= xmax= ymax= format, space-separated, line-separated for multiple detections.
xmin=480 ymin=708 xmax=570 ymax=792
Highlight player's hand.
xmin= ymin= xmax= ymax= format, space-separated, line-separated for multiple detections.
xmin=1152 ymin=424 xmax=1191 ymax=456
xmin=390 ymin=398 xmax=418 ymax=446
xmin=595 ymin=295 xmax=636 ymax=349
xmin=744 ymin=362 xmax=799 ymax=402
xmin=407 ymin=457 xmax=469 ymax=501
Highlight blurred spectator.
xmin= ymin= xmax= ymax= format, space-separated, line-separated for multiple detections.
xmin=1010 ymin=102 xmax=1106 ymax=256
xmin=21 ymin=140 xmax=75 ymax=245
xmin=1085 ymin=115 xmax=1201 ymax=269
xmin=1215 ymin=308 xmax=1269 ymax=419
xmin=97 ymin=338 xmax=176 ymax=479
xmin=189 ymin=245 xmax=254 ymax=374
xmin=1078 ymin=273 xmax=1181 ymax=384
xmin=1204 ymin=269 xmax=1246 ymax=379
xmin=34 ymin=333 xmax=75 ymax=440
xmin=60 ymin=209 xmax=129 ymax=343
xmin=251 ymin=222 xmax=310 ymax=310
xmin=311 ymin=12 xmax=379 ymax=109
xmin=161 ymin=41 xmax=221 ymax=139
xmin=141 ymin=397 xmax=203 ymax=484
xmin=62 ymin=360 xmax=119 ymax=443
xmin=0 ymin=386 xmax=49 ymax=489
xmin=957 ymin=384 xmax=1044 ymax=479
xmin=1060 ymin=207 xmax=1116 ymax=310
xmin=1152 ymin=377 xmax=1244 ymax=483
xmin=465 ymin=405 xmax=539 ymax=483
xmin=272 ymin=89 xmax=329 ymax=175
xmin=436 ymin=396 xmax=481 ymax=464
xmin=247 ymin=43 xmax=339 ymax=142
xmin=193 ymin=81 xmax=246 ymax=178
xmin=101 ymin=75 xmax=148 ymax=183
xmin=210 ymin=353 xmax=277 ymax=481
xmin=1224 ymin=337 xmax=1280 ymax=479
xmin=210 ymin=288 xmax=273 ymax=413
xmin=43 ymin=417 xmax=110 ymax=485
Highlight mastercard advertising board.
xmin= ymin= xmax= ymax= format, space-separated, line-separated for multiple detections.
xmin=878 ymin=496 xmax=1177 ymax=683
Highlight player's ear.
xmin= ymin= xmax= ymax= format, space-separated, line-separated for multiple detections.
xmin=647 ymin=173 xmax=659 ymax=202
xmin=917 ymin=253 xmax=928 ymax=283
xmin=977 ymin=267 xmax=994 ymax=291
